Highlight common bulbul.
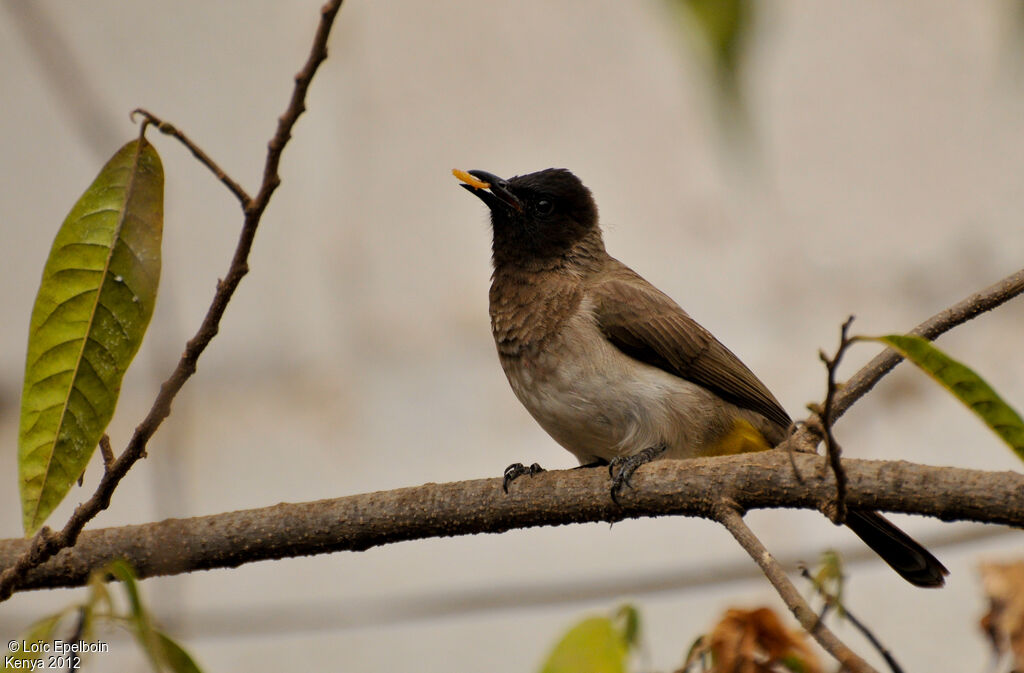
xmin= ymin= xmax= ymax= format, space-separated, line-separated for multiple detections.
xmin=456 ymin=167 xmax=948 ymax=588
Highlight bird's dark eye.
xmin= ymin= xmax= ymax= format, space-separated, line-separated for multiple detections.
xmin=536 ymin=199 xmax=554 ymax=215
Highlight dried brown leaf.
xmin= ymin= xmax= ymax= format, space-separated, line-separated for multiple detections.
xmin=979 ymin=561 xmax=1024 ymax=669
xmin=708 ymin=607 xmax=821 ymax=673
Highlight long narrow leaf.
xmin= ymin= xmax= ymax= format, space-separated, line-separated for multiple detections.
xmin=154 ymin=632 xmax=205 ymax=673
xmin=18 ymin=139 xmax=163 ymax=534
xmin=4 ymin=611 xmax=66 ymax=666
xmin=868 ymin=334 xmax=1024 ymax=461
xmin=105 ymin=560 xmax=162 ymax=670
xmin=105 ymin=560 xmax=205 ymax=672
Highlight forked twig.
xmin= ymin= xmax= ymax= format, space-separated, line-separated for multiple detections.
xmin=0 ymin=0 xmax=346 ymax=602
xmin=712 ymin=502 xmax=877 ymax=673
xmin=815 ymin=316 xmax=856 ymax=524
xmin=831 ymin=269 xmax=1024 ymax=419
xmin=131 ymin=108 xmax=251 ymax=206
xmin=800 ymin=565 xmax=904 ymax=673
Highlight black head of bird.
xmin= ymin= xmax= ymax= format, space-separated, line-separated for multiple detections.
xmin=460 ymin=168 xmax=600 ymax=266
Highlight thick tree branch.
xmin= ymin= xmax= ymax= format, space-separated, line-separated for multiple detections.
xmin=1 ymin=454 xmax=1020 ymax=594
xmin=0 ymin=0 xmax=345 ymax=602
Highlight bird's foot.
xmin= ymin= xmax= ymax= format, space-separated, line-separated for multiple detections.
xmin=608 ymin=445 xmax=666 ymax=505
xmin=502 ymin=462 xmax=545 ymax=493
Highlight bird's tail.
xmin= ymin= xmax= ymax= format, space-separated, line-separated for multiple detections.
xmin=845 ymin=510 xmax=949 ymax=588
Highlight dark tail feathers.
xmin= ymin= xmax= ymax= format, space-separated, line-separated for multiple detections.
xmin=845 ymin=510 xmax=949 ymax=588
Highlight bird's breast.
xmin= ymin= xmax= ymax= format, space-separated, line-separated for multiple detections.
xmin=494 ymin=297 xmax=733 ymax=464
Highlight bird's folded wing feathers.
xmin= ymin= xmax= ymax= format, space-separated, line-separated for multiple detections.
xmin=591 ymin=267 xmax=792 ymax=431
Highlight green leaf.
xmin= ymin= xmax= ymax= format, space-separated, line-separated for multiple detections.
xmin=91 ymin=561 xmax=204 ymax=672
xmin=682 ymin=635 xmax=708 ymax=670
xmin=104 ymin=559 xmax=147 ymax=621
xmin=813 ymin=550 xmax=845 ymax=618
xmin=868 ymin=334 xmax=1024 ymax=461
xmin=86 ymin=566 xmax=115 ymax=628
xmin=540 ymin=616 xmax=629 ymax=673
xmin=4 ymin=611 xmax=66 ymax=665
xmin=780 ymin=654 xmax=812 ymax=673
xmin=672 ymin=0 xmax=752 ymax=101
xmin=18 ymin=138 xmax=163 ymax=534
xmin=105 ymin=560 xmax=166 ymax=671
xmin=154 ymin=631 xmax=205 ymax=673
xmin=614 ymin=604 xmax=641 ymax=649
xmin=681 ymin=0 xmax=748 ymax=73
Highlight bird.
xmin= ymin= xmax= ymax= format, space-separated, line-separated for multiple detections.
xmin=455 ymin=166 xmax=948 ymax=588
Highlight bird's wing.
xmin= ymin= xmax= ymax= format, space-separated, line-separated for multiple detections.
xmin=591 ymin=264 xmax=792 ymax=431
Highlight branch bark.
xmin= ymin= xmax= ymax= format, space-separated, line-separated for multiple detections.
xmin=714 ymin=503 xmax=876 ymax=673
xmin=1 ymin=454 xmax=1019 ymax=593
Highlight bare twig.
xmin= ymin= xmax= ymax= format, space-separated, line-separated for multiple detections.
xmin=130 ymin=108 xmax=251 ymax=206
xmin=816 ymin=316 xmax=856 ymax=524
xmin=800 ymin=566 xmax=903 ymax=673
xmin=98 ymin=435 xmax=114 ymax=472
xmin=64 ymin=606 xmax=88 ymax=673
xmin=831 ymin=268 xmax=1024 ymax=420
xmin=712 ymin=502 xmax=877 ymax=673
xmin=790 ymin=266 xmax=1024 ymax=459
xmin=675 ymin=635 xmax=709 ymax=673
xmin=0 ymin=0 xmax=346 ymax=603
xmin=1 ymin=455 xmax=1019 ymax=594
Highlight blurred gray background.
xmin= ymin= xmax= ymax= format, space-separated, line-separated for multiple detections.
xmin=2 ymin=1 xmax=1023 ymax=671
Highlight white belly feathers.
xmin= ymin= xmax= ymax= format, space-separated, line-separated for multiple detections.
xmin=498 ymin=298 xmax=733 ymax=464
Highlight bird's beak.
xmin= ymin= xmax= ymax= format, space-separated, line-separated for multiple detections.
xmin=457 ymin=169 xmax=522 ymax=213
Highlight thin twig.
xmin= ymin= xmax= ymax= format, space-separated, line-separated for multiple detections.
xmin=674 ymin=635 xmax=709 ymax=673
xmin=831 ymin=268 xmax=1024 ymax=420
xmin=816 ymin=316 xmax=856 ymax=524
xmin=712 ymin=502 xmax=877 ymax=673
xmin=799 ymin=566 xmax=904 ymax=673
xmin=789 ymin=266 xmax=1024 ymax=458
xmin=130 ymin=108 xmax=251 ymax=206
xmin=64 ymin=606 xmax=87 ymax=673
xmin=0 ymin=0 xmax=346 ymax=603
xmin=98 ymin=435 xmax=114 ymax=472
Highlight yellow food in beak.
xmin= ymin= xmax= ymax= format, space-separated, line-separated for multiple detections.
xmin=452 ymin=168 xmax=489 ymax=190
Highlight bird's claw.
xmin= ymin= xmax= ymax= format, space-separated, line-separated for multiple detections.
xmin=502 ymin=462 xmax=544 ymax=493
xmin=608 ymin=445 xmax=666 ymax=505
